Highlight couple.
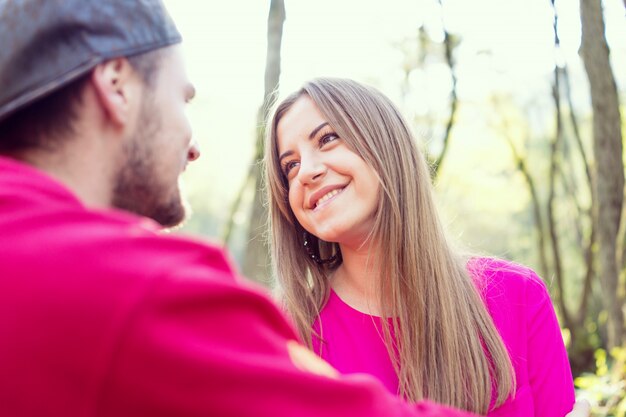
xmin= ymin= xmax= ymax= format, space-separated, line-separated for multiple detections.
xmin=0 ymin=1 xmax=583 ymax=416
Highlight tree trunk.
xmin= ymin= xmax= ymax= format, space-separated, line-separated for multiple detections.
xmin=242 ymin=0 xmax=286 ymax=284
xmin=579 ymin=0 xmax=625 ymax=348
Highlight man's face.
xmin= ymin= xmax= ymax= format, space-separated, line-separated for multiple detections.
xmin=112 ymin=47 xmax=199 ymax=228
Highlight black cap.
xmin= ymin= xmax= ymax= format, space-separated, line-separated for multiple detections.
xmin=0 ymin=0 xmax=182 ymax=122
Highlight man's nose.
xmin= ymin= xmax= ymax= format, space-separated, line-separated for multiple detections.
xmin=187 ymin=140 xmax=201 ymax=161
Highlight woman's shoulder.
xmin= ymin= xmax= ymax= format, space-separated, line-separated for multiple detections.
xmin=467 ymin=257 xmax=550 ymax=303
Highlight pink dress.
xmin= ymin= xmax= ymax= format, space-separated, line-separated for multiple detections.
xmin=312 ymin=257 xmax=575 ymax=416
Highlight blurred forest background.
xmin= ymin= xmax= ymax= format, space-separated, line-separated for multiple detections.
xmin=165 ymin=0 xmax=625 ymax=414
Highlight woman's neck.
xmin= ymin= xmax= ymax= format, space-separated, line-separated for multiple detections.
xmin=331 ymin=242 xmax=383 ymax=316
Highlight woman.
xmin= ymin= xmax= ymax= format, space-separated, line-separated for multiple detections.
xmin=263 ymin=77 xmax=575 ymax=416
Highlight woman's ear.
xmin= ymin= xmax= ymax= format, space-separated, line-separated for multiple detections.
xmin=90 ymin=57 xmax=140 ymax=127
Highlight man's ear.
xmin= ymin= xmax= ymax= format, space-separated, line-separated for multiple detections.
xmin=90 ymin=58 xmax=140 ymax=127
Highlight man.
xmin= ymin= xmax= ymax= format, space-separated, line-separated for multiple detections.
xmin=0 ymin=1 xmax=588 ymax=416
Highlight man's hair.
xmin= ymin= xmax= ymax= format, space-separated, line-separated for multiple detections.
xmin=0 ymin=49 xmax=163 ymax=153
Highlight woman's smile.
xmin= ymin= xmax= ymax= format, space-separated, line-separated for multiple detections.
xmin=309 ymin=184 xmax=347 ymax=211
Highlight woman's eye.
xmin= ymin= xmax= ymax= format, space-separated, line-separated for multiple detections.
xmin=319 ymin=132 xmax=339 ymax=147
xmin=283 ymin=160 xmax=299 ymax=176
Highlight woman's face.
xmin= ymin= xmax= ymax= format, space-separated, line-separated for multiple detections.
xmin=276 ymin=95 xmax=381 ymax=249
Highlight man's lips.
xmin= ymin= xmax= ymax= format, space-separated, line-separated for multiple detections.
xmin=308 ymin=184 xmax=347 ymax=210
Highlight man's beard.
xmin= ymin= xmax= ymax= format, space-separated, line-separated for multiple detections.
xmin=111 ymin=104 xmax=187 ymax=228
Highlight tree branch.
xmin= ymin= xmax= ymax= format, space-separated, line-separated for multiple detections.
xmin=431 ymin=0 xmax=458 ymax=179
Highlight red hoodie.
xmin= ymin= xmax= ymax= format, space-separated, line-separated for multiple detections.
xmin=0 ymin=156 xmax=475 ymax=417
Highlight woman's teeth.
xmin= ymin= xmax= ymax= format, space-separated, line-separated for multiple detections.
xmin=316 ymin=188 xmax=343 ymax=208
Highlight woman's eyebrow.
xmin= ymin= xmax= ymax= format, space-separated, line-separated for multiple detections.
xmin=309 ymin=122 xmax=329 ymax=139
xmin=279 ymin=122 xmax=329 ymax=163
xmin=279 ymin=150 xmax=293 ymax=164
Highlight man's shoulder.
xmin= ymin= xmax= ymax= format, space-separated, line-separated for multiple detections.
xmin=69 ymin=216 xmax=238 ymax=291
xmin=0 ymin=184 xmax=239 ymax=302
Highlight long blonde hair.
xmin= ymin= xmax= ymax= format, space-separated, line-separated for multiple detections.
xmin=264 ymin=78 xmax=514 ymax=414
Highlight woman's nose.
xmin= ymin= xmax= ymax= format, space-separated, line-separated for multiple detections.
xmin=297 ymin=156 xmax=326 ymax=185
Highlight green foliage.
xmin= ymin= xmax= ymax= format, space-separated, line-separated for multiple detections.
xmin=575 ymin=347 xmax=626 ymax=417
